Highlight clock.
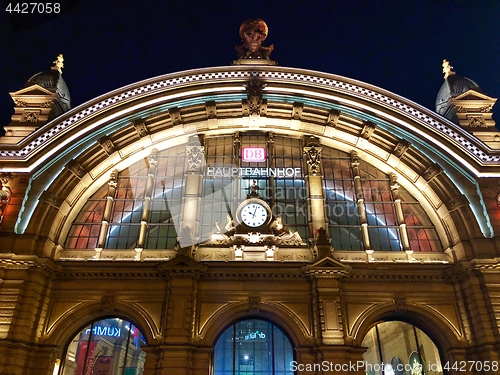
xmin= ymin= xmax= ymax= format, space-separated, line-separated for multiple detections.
xmin=236 ymin=198 xmax=271 ymax=228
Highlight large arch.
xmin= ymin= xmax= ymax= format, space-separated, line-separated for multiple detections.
xmin=349 ymin=302 xmax=468 ymax=363
xmin=1 ymin=65 xmax=496 ymax=262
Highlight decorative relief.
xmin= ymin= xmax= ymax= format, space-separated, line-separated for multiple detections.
xmin=304 ymin=137 xmax=321 ymax=176
xmin=361 ymin=121 xmax=376 ymax=139
xmin=479 ymin=105 xmax=493 ymax=113
xmin=292 ymin=102 xmax=303 ymax=120
xmin=108 ymin=170 xmax=118 ymax=196
xmin=41 ymin=101 xmax=53 ymax=108
xmin=133 ymin=119 xmax=149 ymax=137
xmin=40 ymin=191 xmax=63 ymax=208
xmin=101 ymin=296 xmax=116 ymax=312
xmin=445 ymin=194 xmax=469 ymax=212
xmin=393 ymin=298 xmax=407 ymax=311
xmin=14 ymin=100 xmax=27 ymax=107
xmin=392 ymin=140 xmax=410 ymax=157
xmin=186 ymin=145 xmax=205 ymax=173
xmin=249 ymin=296 xmax=260 ymax=312
xmin=20 ymin=110 xmax=40 ymax=123
xmin=205 ymin=101 xmax=217 ymax=119
xmin=65 ymin=160 xmax=87 ymax=179
xmin=467 ymin=115 xmax=486 ymax=128
xmin=423 ymin=163 xmax=443 ymax=182
xmin=98 ymin=136 xmax=116 ymax=155
xmin=326 ymin=109 xmax=340 ymax=127
xmin=243 ymin=79 xmax=267 ymax=116
xmin=169 ymin=108 xmax=182 ymax=125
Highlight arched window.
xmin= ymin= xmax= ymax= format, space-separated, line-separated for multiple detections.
xmin=214 ymin=319 xmax=294 ymax=375
xmin=60 ymin=318 xmax=146 ymax=375
xmin=64 ymin=134 xmax=441 ymax=254
xmin=362 ymin=321 xmax=443 ymax=374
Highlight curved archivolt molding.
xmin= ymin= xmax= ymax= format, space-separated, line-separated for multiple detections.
xmin=5 ymin=65 xmax=489 ymax=249
xmin=1 ymin=65 xmax=499 ymax=174
xmin=349 ymin=302 xmax=467 ymax=353
xmin=195 ymin=301 xmax=311 ymax=348
xmin=42 ymin=301 xmax=158 ymax=350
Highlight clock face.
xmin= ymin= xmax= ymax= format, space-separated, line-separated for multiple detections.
xmin=240 ymin=201 xmax=269 ymax=227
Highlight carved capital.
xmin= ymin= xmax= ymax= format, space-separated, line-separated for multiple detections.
xmin=304 ymin=145 xmax=322 ymax=175
xmin=186 ymin=145 xmax=205 ymax=173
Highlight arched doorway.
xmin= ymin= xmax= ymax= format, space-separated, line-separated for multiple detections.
xmin=362 ymin=321 xmax=443 ymax=374
xmin=214 ymin=318 xmax=294 ymax=375
xmin=59 ymin=317 xmax=146 ymax=375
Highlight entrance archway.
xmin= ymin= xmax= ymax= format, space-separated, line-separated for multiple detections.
xmin=362 ymin=321 xmax=443 ymax=374
xmin=214 ymin=318 xmax=294 ymax=375
xmin=59 ymin=317 xmax=146 ymax=375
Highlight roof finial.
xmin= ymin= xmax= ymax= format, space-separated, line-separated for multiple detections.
xmin=442 ymin=59 xmax=455 ymax=79
xmin=51 ymin=54 xmax=64 ymax=74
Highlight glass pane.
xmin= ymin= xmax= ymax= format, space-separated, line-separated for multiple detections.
xmin=214 ymin=319 xmax=294 ymax=375
xmin=61 ymin=318 xmax=146 ymax=375
xmin=362 ymin=321 xmax=443 ymax=375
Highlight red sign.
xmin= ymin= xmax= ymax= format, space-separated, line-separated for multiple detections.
xmin=242 ymin=147 xmax=266 ymax=162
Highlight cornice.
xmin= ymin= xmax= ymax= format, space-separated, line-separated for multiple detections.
xmin=1 ymin=65 xmax=498 ymax=176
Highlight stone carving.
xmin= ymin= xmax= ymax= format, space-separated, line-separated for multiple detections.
xmin=65 ymin=160 xmax=86 ymax=179
xmin=14 ymin=100 xmax=27 ymax=107
xmin=304 ymin=145 xmax=321 ymax=175
xmin=101 ymin=296 xmax=115 ymax=312
xmin=133 ymin=119 xmax=149 ymax=137
xmin=442 ymin=59 xmax=455 ymax=79
xmin=186 ymin=145 xmax=205 ymax=173
xmin=423 ymin=163 xmax=442 ymax=181
xmin=98 ymin=136 xmax=116 ymax=155
xmin=169 ymin=108 xmax=182 ymax=125
xmin=392 ymin=140 xmax=410 ymax=157
xmin=205 ymin=101 xmax=216 ymax=119
xmin=243 ymin=79 xmax=266 ymax=115
xmin=292 ymin=102 xmax=303 ymax=120
xmin=467 ymin=115 xmax=486 ymax=128
xmin=52 ymin=54 xmax=64 ymax=73
xmin=235 ymin=18 xmax=274 ymax=59
xmin=249 ymin=296 xmax=260 ymax=312
xmin=20 ymin=110 xmax=40 ymax=123
xmin=361 ymin=121 xmax=376 ymax=139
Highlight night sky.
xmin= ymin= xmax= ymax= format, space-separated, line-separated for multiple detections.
xmin=0 ymin=0 xmax=499 ymax=134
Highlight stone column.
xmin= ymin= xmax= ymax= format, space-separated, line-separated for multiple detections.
xmin=304 ymin=137 xmax=329 ymax=257
xmin=179 ymin=143 xmax=205 ymax=250
xmin=95 ymin=170 xmax=118 ymax=257
xmin=390 ymin=173 xmax=411 ymax=252
xmin=351 ymin=152 xmax=370 ymax=251
xmin=136 ymin=149 xmax=158 ymax=257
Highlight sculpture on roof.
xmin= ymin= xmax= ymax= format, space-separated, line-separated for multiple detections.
xmin=235 ymin=18 xmax=274 ymax=59
xmin=442 ymin=59 xmax=455 ymax=79
xmin=52 ymin=54 xmax=64 ymax=73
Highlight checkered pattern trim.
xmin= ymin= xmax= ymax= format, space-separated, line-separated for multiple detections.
xmin=1 ymin=69 xmax=498 ymax=164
